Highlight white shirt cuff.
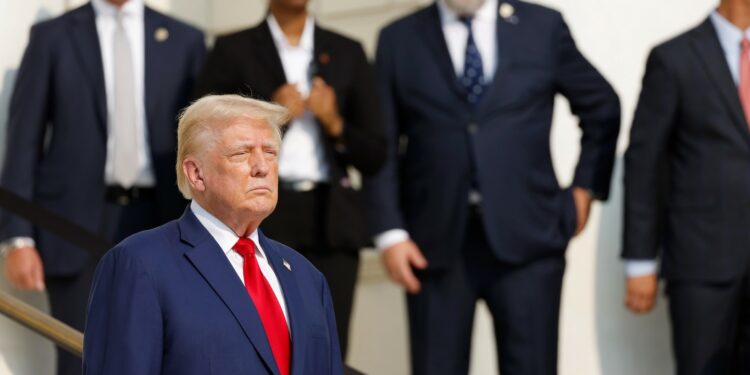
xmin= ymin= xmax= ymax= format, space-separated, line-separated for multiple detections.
xmin=0 ymin=237 xmax=36 ymax=257
xmin=373 ymin=229 xmax=410 ymax=253
xmin=625 ymin=259 xmax=658 ymax=277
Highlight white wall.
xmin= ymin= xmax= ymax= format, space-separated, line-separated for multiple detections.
xmin=0 ymin=1 xmax=64 ymax=373
xmin=0 ymin=1 xmax=718 ymax=374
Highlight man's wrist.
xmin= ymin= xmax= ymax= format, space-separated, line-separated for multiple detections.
xmin=625 ymin=259 xmax=658 ymax=277
xmin=0 ymin=237 xmax=35 ymax=258
xmin=373 ymin=229 xmax=410 ymax=253
xmin=322 ymin=114 xmax=344 ymax=138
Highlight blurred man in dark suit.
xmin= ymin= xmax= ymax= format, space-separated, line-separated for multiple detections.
xmin=368 ymin=0 xmax=620 ymax=373
xmin=194 ymin=0 xmax=384 ymax=358
xmin=624 ymin=1 xmax=750 ymax=373
xmin=0 ymin=1 xmax=204 ymax=374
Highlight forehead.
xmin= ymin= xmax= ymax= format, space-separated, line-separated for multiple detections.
xmin=216 ymin=118 xmax=275 ymax=142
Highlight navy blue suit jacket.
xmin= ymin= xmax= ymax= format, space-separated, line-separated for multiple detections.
xmin=368 ymin=1 xmax=620 ymax=266
xmin=624 ymin=18 xmax=750 ymax=282
xmin=0 ymin=3 xmax=205 ymax=275
xmin=83 ymin=208 xmax=343 ymax=375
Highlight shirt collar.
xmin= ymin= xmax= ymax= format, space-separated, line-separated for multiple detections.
xmin=190 ymin=200 xmax=266 ymax=260
xmin=710 ymin=10 xmax=750 ymax=54
xmin=437 ymin=0 xmax=498 ymax=25
xmin=267 ymin=14 xmax=315 ymax=52
xmin=92 ymin=0 xmax=144 ymax=20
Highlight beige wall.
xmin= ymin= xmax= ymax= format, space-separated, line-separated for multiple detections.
xmin=0 ymin=1 xmax=718 ymax=374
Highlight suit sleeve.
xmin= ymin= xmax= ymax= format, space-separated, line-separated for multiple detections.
xmin=0 ymin=24 xmax=53 ymax=240
xmin=553 ymin=14 xmax=621 ymax=200
xmin=622 ymin=48 xmax=677 ymax=260
xmin=364 ymin=27 xmax=407 ymax=236
xmin=332 ymin=43 xmax=386 ymax=176
xmin=83 ymin=248 xmax=163 ymax=375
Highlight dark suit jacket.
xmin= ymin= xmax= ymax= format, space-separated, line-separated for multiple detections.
xmin=368 ymin=1 xmax=620 ymax=267
xmin=0 ymin=3 xmax=205 ymax=276
xmin=83 ymin=208 xmax=343 ymax=375
xmin=193 ymin=20 xmax=385 ymax=250
xmin=624 ymin=18 xmax=750 ymax=282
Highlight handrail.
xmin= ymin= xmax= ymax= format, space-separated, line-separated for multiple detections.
xmin=0 ymin=289 xmax=83 ymax=357
xmin=0 ymin=289 xmax=365 ymax=373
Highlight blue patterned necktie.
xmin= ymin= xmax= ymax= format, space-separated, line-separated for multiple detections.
xmin=459 ymin=16 xmax=486 ymax=105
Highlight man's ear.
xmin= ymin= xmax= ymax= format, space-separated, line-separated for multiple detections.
xmin=183 ymin=158 xmax=206 ymax=193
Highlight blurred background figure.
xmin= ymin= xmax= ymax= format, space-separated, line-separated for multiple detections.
xmin=624 ymin=0 xmax=750 ymax=373
xmin=368 ymin=0 xmax=620 ymax=373
xmin=0 ymin=0 xmax=204 ymax=374
xmin=194 ymin=0 xmax=385 ymax=358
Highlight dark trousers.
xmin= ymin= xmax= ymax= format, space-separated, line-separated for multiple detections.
xmin=261 ymin=185 xmax=360 ymax=359
xmin=46 ymin=196 xmax=159 ymax=375
xmin=668 ymin=271 xmax=750 ymax=375
xmin=408 ymin=210 xmax=566 ymax=375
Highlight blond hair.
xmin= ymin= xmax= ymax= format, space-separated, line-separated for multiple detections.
xmin=175 ymin=94 xmax=290 ymax=199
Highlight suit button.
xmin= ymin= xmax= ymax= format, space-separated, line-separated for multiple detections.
xmin=467 ymin=123 xmax=479 ymax=134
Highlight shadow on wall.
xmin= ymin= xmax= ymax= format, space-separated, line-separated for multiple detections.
xmin=0 ymin=257 xmax=54 ymax=375
xmin=0 ymin=7 xmax=53 ymax=166
xmin=594 ymin=158 xmax=674 ymax=375
xmin=0 ymin=69 xmax=18 ymax=166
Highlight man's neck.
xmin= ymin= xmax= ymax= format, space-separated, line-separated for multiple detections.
xmin=269 ymin=5 xmax=308 ymax=46
xmin=193 ymin=199 xmax=261 ymax=238
xmin=719 ymin=1 xmax=750 ymax=31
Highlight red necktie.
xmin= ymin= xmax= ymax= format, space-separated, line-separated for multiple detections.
xmin=233 ymin=238 xmax=290 ymax=375
xmin=739 ymin=38 xmax=750 ymax=129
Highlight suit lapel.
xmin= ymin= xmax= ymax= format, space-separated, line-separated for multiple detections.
xmin=257 ymin=231 xmax=309 ymax=375
xmin=144 ymin=7 xmax=165 ymax=139
xmin=69 ymin=4 xmax=107 ymax=135
xmin=254 ymin=21 xmax=288 ymax=87
xmin=313 ymin=25 xmax=332 ymax=82
xmin=418 ymin=4 xmax=467 ymax=100
xmin=179 ymin=210 xmax=281 ymax=375
xmin=691 ymin=18 xmax=750 ymax=145
xmin=477 ymin=1 xmax=516 ymax=112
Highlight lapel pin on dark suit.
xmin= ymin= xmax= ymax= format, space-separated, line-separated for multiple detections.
xmin=318 ymin=52 xmax=331 ymax=66
xmin=154 ymin=27 xmax=169 ymax=42
xmin=283 ymin=259 xmax=292 ymax=272
xmin=499 ymin=3 xmax=518 ymax=24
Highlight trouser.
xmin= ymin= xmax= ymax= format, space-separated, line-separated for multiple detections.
xmin=668 ymin=270 xmax=750 ymax=375
xmin=407 ymin=208 xmax=566 ymax=375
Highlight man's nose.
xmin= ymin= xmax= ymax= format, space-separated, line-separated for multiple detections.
xmin=250 ymin=152 xmax=270 ymax=177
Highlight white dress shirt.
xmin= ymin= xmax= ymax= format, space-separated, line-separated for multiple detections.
xmin=438 ymin=0 xmax=498 ymax=81
xmin=374 ymin=0 xmax=498 ymax=252
xmin=267 ymin=15 xmax=330 ymax=183
xmin=624 ymin=10 xmax=749 ymax=277
xmin=190 ymin=201 xmax=290 ymax=329
xmin=92 ymin=0 xmax=155 ymax=187
xmin=710 ymin=10 xmax=750 ymax=85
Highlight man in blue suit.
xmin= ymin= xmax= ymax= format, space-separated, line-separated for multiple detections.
xmin=367 ymin=0 xmax=620 ymax=373
xmin=84 ymin=95 xmax=343 ymax=375
xmin=0 ymin=1 xmax=204 ymax=374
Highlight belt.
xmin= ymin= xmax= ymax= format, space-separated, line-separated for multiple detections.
xmin=279 ymin=180 xmax=324 ymax=192
xmin=106 ymin=186 xmax=156 ymax=206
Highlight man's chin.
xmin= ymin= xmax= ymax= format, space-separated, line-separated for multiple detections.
xmin=242 ymin=199 xmax=277 ymax=216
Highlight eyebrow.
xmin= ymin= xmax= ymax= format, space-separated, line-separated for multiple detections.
xmin=225 ymin=141 xmax=278 ymax=151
